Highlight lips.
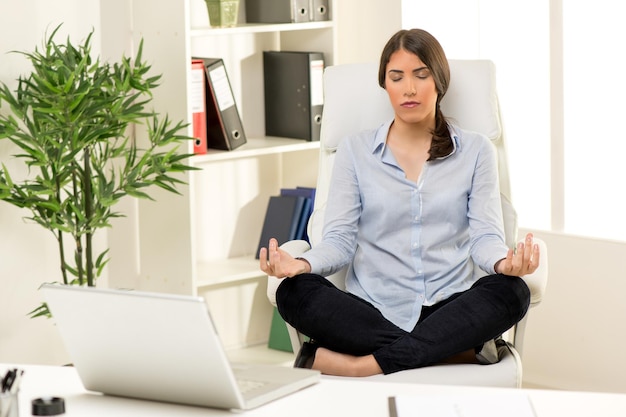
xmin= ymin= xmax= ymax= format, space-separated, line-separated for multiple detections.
xmin=401 ymin=101 xmax=419 ymax=108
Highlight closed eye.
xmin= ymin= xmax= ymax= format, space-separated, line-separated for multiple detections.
xmin=414 ymin=68 xmax=431 ymax=80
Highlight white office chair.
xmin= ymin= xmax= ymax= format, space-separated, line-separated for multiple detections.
xmin=267 ymin=60 xmax=548 ymax=388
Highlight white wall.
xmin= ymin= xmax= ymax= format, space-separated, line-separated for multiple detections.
xmin=521 ymin=229 xmax=626 ymax=393
xmin=333 ymin=0 xmax=402 ymax=65
xmin=0 ymin=0 xmax=102 ymax=365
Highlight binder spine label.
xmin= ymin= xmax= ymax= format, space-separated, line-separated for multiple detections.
xmin=190 ymin=68 xmax=206 ymax=114
xmin=310 ymin=59 xmax=324 ymax=106
xmin=209 ymin=65 xmax=236 ymax=112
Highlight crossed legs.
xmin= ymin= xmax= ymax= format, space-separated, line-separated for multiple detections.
xmin=276 ymin=273 xmax=530 ymax=376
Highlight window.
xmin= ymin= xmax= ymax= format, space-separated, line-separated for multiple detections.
xmin=562 ymin=1 xmax=626 ymax=241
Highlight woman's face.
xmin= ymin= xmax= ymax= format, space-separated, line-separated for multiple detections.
xmin=384 ymin=48 xmax=438 ymax=127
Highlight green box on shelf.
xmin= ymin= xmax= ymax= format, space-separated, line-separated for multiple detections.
xmin=268 ymin=307 xmax=293 ymax=352
xmin=205 ymin=0 xmax=240 ymax=27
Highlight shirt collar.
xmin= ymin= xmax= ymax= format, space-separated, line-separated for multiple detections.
xmin=371 ymin=119 xmax=461 ymax=159
xmin=372 ymin=119 xmax=393 ymax=156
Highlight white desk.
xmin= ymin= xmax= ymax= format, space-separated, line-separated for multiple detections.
xmin=4 ymin=363 xmax=626 ymax=416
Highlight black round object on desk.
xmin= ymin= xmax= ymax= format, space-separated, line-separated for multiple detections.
xmin=31 ymin=397 xmax=65 ymax=415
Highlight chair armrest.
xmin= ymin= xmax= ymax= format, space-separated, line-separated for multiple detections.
xmin=522 ymin=237 xmax=548 ymax=305
xmin=266 ymin=240 xmax=312 ymax=306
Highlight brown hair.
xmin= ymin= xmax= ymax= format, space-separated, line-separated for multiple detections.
xmin=378 ymin=29 xmax=453 ymax=160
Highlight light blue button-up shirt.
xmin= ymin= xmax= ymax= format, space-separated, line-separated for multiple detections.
xmin=302 ymin=120 xmax=509 ymax=332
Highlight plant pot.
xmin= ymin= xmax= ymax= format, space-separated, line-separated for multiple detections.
xmin=205 ymin=0 xmax=240 ymax=28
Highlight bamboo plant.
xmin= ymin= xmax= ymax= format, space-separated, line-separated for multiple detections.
xmin=0 ymin=26 xmax=195 ymax=317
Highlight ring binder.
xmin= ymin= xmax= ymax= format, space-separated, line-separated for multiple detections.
xmin=310 ymin=0 xmax=330 ymax=21
xmin=263 ymin=51 xmax=325 ymax=142
xmin=194 ymin=57 xmax=247 ymax=151
xmin=246 ymin=0 xmax=311 ymax=23
xmin=190 ymin=59 xmax=208 ymax=154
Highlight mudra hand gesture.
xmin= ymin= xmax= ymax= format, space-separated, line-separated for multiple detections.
xmin=495 ymin=232 xmax=540 ymax=276
xmin=259 ymin=238 xmax=311 ymax=279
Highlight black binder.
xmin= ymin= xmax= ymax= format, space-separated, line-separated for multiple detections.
xmin=246 ymin=0 xmax=310 ymax=23
xmin=310 ymin=0 xmax=330 ymax=21
xmin=263 ymin=51 xmax=324 ymax=142
xmin=196 ymin=57 xmax=247 ymax=151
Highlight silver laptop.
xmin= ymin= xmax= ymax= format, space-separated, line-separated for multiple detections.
xmin=41 ymin=283 xmax=319 ymax=410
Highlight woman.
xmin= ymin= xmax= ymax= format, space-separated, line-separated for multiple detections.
xmin=259 ymin=28 xmax=540 ymax=377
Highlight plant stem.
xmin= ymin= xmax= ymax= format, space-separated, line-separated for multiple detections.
xmin=54 ymin=173 xmax=69 ymax=285
xmin=71 ymin=172 xmax=84 ymax=286
xmin=83 ymin=147 xmax=94 ymax=287
xmin=57 ymin=229 xmax=68 ymax=285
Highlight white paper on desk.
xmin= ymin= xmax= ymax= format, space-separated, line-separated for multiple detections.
xmin=389 ymin=391 xmax=537 ymax=417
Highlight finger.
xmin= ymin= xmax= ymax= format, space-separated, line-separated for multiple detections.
xmin=259 ymin=247 xmax=270 ymax=273
xmin=269 ymin=239 xmax=279 ymax=262
xmin=527 ymin=243 xmax=541 ymax=273
xmin=523 ymin=233 xmax=533 ymax=264
xmin=511 ymin=241 xmax=524 ymax=272
xmin=269 ymin=239 xmax=284 ymax=276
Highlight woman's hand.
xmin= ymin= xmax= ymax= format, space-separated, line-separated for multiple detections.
xmin=259 ymin=238 xmax=311 ymax=278
xmin=495 ymin=232 xmax=540 ymax=276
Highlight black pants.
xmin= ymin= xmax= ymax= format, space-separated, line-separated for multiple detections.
xmin=276 ymin=273 xmax=530 ymax=374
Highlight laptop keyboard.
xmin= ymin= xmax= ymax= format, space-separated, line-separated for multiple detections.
xmin=237 ymin=379 xmax=268 ymax=394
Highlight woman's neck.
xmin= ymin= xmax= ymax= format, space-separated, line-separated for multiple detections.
xmin=389 ymin=118 xmax=433 ymax=145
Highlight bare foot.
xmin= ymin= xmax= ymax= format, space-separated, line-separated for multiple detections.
xmin=312 ymin=347 xmax=383 ymax=377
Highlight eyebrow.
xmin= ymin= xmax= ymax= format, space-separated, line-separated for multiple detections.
xmin=388 ymin=66 xmax=429 ymax=75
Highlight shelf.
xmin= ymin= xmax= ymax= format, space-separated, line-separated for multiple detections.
xmin=190 ymin=21 xmax=333 ymax=37
xmin=192 ymin=137 xmax=320 ymax=164
xmin=196 ymin=256 xmax=265 ymax=288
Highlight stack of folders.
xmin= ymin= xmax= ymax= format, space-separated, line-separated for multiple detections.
xmin=246 ymin=0 xmax=330 ymax=23
xmin=256 ymin=187 xmax=316 ymax=259
xmin=191 ymin=57 xmax=247 ymax=153
xmin=258 ymin=187 xmax=316 ymax=353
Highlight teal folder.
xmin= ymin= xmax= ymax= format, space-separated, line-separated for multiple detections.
xmin=268 ymin=307 xmax=293 ymax=352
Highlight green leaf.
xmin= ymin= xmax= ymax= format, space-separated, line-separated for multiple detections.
xmin=0 ymin=24 xmax=197 ymax=317
xmin=28 ymin=302 xmax=51 ymax=319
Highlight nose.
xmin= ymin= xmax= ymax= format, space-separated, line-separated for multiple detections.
xmin=405 ymin=79 xmax=417 ymax=96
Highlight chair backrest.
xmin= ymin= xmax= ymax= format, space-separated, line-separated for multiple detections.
xmin=309 ymin=60 xmax=517 ymax=259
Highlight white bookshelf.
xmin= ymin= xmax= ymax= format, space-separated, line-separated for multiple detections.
xmin=104 ymin=0 xmax=334 ymax=351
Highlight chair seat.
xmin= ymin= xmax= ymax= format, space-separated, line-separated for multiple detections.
xmin=324 ymin=343 xmax=522 ymax=388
